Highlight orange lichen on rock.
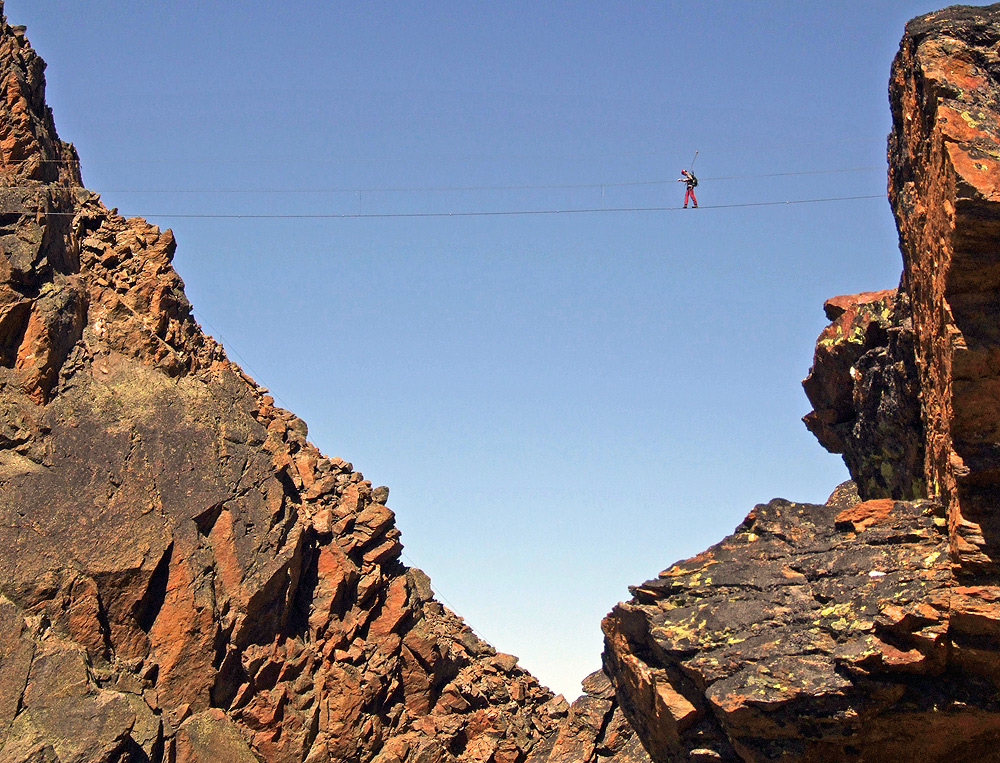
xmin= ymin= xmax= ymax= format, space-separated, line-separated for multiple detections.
xmin=835 ymin=498 xmax=896 ymax=533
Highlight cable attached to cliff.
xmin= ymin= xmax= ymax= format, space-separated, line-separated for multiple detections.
xmin=70 ymin=194 xmax=886 ymax=220
xmin=89 ymin=166 xmax=883 ymax=195
xmin=3 ymin=136 xmax=885 ymax=166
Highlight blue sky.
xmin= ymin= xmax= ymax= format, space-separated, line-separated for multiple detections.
xmin=6 ymin=1 xmax=974 ymax=698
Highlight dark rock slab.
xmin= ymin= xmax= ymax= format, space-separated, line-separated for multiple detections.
xmin=600 ymin=484 xmax=1000 ymax=761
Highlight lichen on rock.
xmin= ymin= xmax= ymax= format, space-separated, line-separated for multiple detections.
xmin=803 ymin=288 xmax=925 ymax=501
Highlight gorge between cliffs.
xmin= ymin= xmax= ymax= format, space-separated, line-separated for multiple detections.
xmin=5 ymin=2 xmax=1000 ymax=762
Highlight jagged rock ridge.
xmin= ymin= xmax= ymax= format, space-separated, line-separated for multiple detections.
xmin=0 ymin=5 xmax=577 ymax=762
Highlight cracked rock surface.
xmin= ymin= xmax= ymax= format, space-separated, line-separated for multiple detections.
xmin=603 ymin=484 xmax=1000 ymax=762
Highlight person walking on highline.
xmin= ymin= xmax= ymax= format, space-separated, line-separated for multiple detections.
xmin=678 ymin=169 xmax=698 ymax=208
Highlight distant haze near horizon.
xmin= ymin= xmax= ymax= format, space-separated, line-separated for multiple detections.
xmin=5 ymin=0 xmax=974 ymax=698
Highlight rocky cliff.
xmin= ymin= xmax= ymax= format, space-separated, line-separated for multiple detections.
xmin=12 ymin=2 xmax=1000 ymax=762
xmin=603 ymin=4 xmax=1000 ymax=761
xmin=0 ymin=6 xmax=577 ymax=762
xmin=805 ymin=2 xmax=1000 ymax=570
xmin=887 ymin=2 xmax=1000 ymax=577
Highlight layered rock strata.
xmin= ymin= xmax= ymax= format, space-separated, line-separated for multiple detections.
xmin=606 ymin=4 xmax=1000 ymax=761
xmin=0 ymin=6 xmax=566 ymax=762
xmin=888 ymin=2 xmax=1000 ymax=575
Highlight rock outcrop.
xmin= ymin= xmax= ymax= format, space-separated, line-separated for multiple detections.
xmin=802 ymin=289 xmax=924 ymax=501
xmin=888 ymin=2 xmax=1000 ymax=576
xmin=804 ymin=3 xmax=1000 ymax=574
xmin=603 ymin=484 xmax=993 ymax=762
xmin=605 ymin=4 xmax=1000 ymax=761
xmin=0 ymin=6 xmax=567 ymax=762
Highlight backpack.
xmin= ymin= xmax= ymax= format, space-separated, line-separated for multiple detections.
xmin=688 ymin=172 xmax=698 ymax=187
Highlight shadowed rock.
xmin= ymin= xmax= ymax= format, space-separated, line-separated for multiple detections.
xmin=803 ymin=289 xmax=924 ymax=500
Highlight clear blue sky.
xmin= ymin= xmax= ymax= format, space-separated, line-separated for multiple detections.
xmin=6 ymin=1 xmax=975 ymax=698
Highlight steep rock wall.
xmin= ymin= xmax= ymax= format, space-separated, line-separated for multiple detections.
xmin=806 ymin=2 xmax=1000 ymax=572
xmin=888 ymin=2 xmax=1000 ymax=575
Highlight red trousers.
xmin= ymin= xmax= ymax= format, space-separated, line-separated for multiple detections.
xmin=684 ymin=187 xmax=698 ymax=207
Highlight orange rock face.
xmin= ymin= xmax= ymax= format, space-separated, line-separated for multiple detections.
xmin=888 ymin=5 xmax=1000 ymax=575
xmin=803 ymin=8 xmax=1000 ymax=576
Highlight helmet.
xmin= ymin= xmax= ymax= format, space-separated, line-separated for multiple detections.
xmin=681 ymin=169 xmax=688 ymax=174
